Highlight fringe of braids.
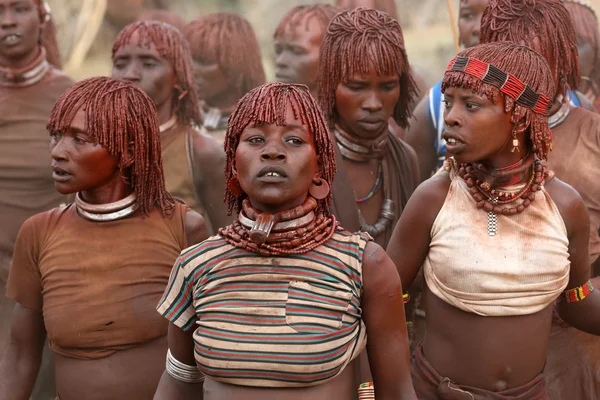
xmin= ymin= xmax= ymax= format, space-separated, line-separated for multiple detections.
xmin=564 ymin=1 xmax=600 ymax=97
xmin=47 ymin=77 xmax=175 ymax=217
xmin=34 ymin=1 xmax=61 ymax=69
xmin=335 ymin=0 xmax=399 ymax=20
xmin=480 ymin=0 xmax=580 ymax=98
xmin=184 ymin=13 xmax=266 ymax=100
xmin=224 ymin=82 xmax=336 ymax=216
xmin=317 ymin=7 xmax=416 ymax=129
xmin=136 ymin=9 xmax=186 ymax=32
xmin=112 ymin=21 xmax=201 ymax=127
xmin=442 ymin=42 xmax=556 ymax=160
xmin=274 ymin=4 xmax=342 ymax=38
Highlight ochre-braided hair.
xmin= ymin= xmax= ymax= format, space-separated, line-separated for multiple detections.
xmin=33 ymin=0 xmax=61 ymax=68
xmin=112 ymin=21 xmax=201 ymax=126
xmin=136 ymin=9 xmax=186 ymax=32
xmin=480 ymin=0 xmax=580 ymax=98
xmin=47 ymin=77 xmax=175 ymax=217
xmin=563 ymin=1 xmax=600 ymax=97
xmin=317 ymin=7 xmax=416 ymax=128
xmin=335 ymin=0 xmax=399 ymax=20
xmin=274 ymin=4 xmax=341 ymax=39
xmin=443 ymin=42 xmax=556 ymax=160
xmin=184 ymin=13 xmax=266 ymax=101
xmin=224 ymin=82 xmax=336 ymax=216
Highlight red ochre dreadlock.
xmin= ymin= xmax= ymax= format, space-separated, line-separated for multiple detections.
xmin=335 ymin=0 xmax=399 ymax=20
xmin=480 ymin=0 xmax=580 ymax=99
xmin=112 ymin=21 xmax=201 ymax=127
xmin=443 ymin=42 xmax=556 ymax=160
xmin=34 ymin=0 xmax=61 ymax=68
xmin=47 ymin=77 xmax=175 ymax=217
xmin=184 ymin=13 xmax=266 ymax=101
xmin=317 ymin=7 xmax=416 ymax=129
xmin=136 ymin=9 xmax=186 ymax=32
xmin=224 ymin=82 xmax=336 ymax=216
xmin=274 ymin=4 xmax=341 ymax=39
xmin=564 ymin=1 xmax=600 ymax=97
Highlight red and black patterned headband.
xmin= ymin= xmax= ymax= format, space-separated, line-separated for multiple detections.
xmin=445 ymin=56 xmax=552 ymax=116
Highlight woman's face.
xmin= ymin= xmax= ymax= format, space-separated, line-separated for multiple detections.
xmin=112 ymin=35 xmax=176 ymax=114
xmin=235 ymin=103 xmax=319 ymax=214
xmin=50 ymin=108 xmax=121 ymax=195
xmin=458 ymin=0 xmax=489 ymax=49
xmin=0 ymin=0 xmax=41 ymax=67
xmin=274 ymin=16 xmax=325 ymax=93
xmin=442 ymin=86 xmax=515 ymax=165
xmin=192 ymin=57 xmax=230 ymax=106
xmin=334 ymin=65 xmax=400 ymax=139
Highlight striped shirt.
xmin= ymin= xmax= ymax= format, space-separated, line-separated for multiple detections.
xmin=157 ymin=229 xmax=370 ymax=387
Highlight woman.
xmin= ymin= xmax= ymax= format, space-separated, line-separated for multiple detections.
xmin=273 ymin=4 xmax=341 ymax=99
xmin=0 ymin=1 xmax=72 ymax=397
xmin=0 ymin=77 xmax=208 ymax=400
xmin=317 ymin=7 xmax=419 ymax=248
xmin=479 ymin=1 xmax=600 ymax=397
xmin=388 ymin=41 xmax=600 ymax=399
xmin=564 ymin=0 xmax=600 ymax=112
xmin=155 ymin=82 xmax=416 ymax=400
xmin=112 ymin=20 xmax=231 ymax=233
xmin=183 ymin=13 xmax=266 ymax=144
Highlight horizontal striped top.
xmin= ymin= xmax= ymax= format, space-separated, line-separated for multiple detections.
xmin=157 ymin=229 xmax=371 ymax=388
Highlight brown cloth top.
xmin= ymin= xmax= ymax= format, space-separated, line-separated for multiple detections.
xmin=546 ymin=106 xmax=600 ymax=264
xmin=161 ymin=124 xmax=204 ymax=216
xmin=411 ymin=342 xmax=548 ymax=399
xmin=0 ymin=69 xmax=73 ymax=281
xmin=6 ymin=202 xmax=188 ymax=360
xmin=330 ymin=132 xmax=419 ymax=248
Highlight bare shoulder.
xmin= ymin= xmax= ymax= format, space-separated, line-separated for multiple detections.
xmin=184 ymin=208 xmax=210 ymax=246
xmin=544 ymin=177 xmax=588 ymax=235
xmin=189 ymin=127 xmax=225 ymax=163
xmin=412 ymin=169 xmax=452 ymax=207
xmin=571 ymin=106 xmax=600 ymax=143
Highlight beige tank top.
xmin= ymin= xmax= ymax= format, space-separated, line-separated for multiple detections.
xmin=423 ymin=161 xmax=570 ymax=316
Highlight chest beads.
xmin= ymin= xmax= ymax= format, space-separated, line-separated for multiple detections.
xmin=458 ymin=154 xmax=547 ymax=236
xmin=334 ymin=124 xmax=395 ymax=238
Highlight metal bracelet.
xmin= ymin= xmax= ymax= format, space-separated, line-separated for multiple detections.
xmin=166 ymin=349 xmax=205 ymax=384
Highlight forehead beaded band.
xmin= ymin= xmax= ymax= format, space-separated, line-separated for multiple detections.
xmin=446 ymin=56 xmax=553 ymax=116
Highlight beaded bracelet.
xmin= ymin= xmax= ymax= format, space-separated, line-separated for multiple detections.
xmin=403 ymin=293 xmax=410 ymax=304
xmin=358 ymin=382 xmax=375 ymax=400
xmin=562 ymin=280 xmax=595 ymax=303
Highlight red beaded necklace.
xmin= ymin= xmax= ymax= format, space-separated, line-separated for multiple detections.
xmin=218 ymin=196 xmax=340 ymax=256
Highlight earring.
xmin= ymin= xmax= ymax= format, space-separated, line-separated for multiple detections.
xmin=510 ymin=128 xmax=520 ymax=153
xmin=308 ymin=178 xmax=330 ymax=200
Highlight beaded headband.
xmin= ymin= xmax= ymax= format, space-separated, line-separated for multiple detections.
xmin=562 ymin=0 xmax=597 ymax=20
xmin=445 ymin=56 xmax=552 ymax=116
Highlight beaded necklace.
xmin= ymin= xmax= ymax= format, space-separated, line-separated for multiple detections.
xmin=218 ymin=196 xmax=339 ymax=256
xmin=333 ymin=125 xmax=395 ymax=237
xmin=458 ymin=157 xmax=547 ymax=236
xmin=356 ymin=163 xmax=383 ymax=203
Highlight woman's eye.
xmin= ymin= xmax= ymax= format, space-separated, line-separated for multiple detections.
xmin=442 ymin=100 xmax=451 ymax=109
xmin=287 ymin=137 xmax=304 ymax=146
xmin=465 ymin=103 xmax=480 ymax=110
xmin=248 ymin=137 xmax=264 ymax=144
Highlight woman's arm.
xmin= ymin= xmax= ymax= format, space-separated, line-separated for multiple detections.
xmin=190 ymin=130 xmax=233 ymax=233
xmin=404 ymin=95 xmax=438 ymax=183
xmin=185 ymin=209 xmax=211 ymax=247
xmin=361 ymin=242 xmax=417 ymax=400
xmin=0 ymin=304 xmax=46 ymax=400
xmin=154 ymin=323 xmax=203 ymax=400
xmin=387 ymin=173 xmax=450 ymax=291
xmin=548 ymin=179 xmax=600 ymax=334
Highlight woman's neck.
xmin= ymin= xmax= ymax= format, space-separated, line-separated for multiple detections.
xmin=203 ymin=89 xmax=240 ymax=111
xmin=79 ymin=181 xmax=133 ymax=205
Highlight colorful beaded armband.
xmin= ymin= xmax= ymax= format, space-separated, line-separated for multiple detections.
xmin=562 ymin=280 xmax=595 ymax=303
xmin=403 ymin=293 xmax=410 ymax=304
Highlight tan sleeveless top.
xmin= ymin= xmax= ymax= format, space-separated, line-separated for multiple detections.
xmin=161 ymin=124 xmax=205 ymax=217
xmin=423 ymin=161 xmax=570 ymax=316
